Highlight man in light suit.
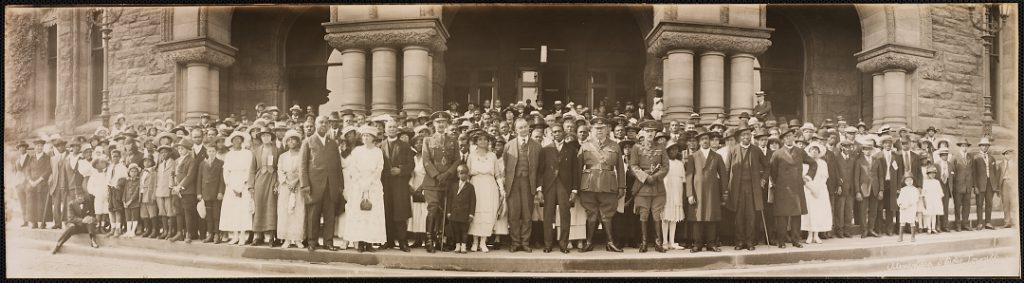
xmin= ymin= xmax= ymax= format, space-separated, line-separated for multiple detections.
xmin=48 ymin=139 xmax=70 ymax=229
xmin=539 ymin=124 xmax=580 ymax=254
xmin=300 ymin=116 xmax=344 ymax=252
xmin=972 ymin=137 xmax=999 ymax=230
xmin=503 ymin=118 xmax=541 ymax=252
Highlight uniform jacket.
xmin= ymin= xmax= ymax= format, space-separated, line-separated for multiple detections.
xmin=422 ymin=133 xmax=461 ymax=191
xmin=578 ymin=138 xmax=626 ymax=193
xmin=628 ymin=143 xmax=669 ymax=196
xmin=503 ymin=136 xmax=541 ymax=192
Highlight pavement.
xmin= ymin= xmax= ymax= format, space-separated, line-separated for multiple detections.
xmin=5 ymin=223 xmax=1020 ymax=277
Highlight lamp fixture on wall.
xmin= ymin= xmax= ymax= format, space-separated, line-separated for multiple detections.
xmin=85 ymin=7 xmax=124 ymax=127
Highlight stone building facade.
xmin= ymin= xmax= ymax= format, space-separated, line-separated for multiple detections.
xmin=3 ymin=4 xmax=1018 ymax=145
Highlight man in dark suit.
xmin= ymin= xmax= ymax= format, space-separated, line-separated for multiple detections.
xmin=172 ymin=138 xmax=200 ymax=243
xmin=769 ymin=129 xmax=817 ymax=248
xmin=949 ymin=139 xmax=974 ymax=231
xmin=685 ymin=131 xmax=728 ymax=253
xmin=725 ymin=128 xmax=767 ymax=250
xmin=871 ymin=135 xmax=903 ymax=236
xmin=821 ymin=133 xmax=842 ymax=239
xmin=972 ymin=138 xmax=999 ymax=230
xmin=421 ymin=111 xmax=461 ymax=253
xmin=539 ymin=124 xmax=579 ymax=254
xmin=300 ymin=116 xmax=345 ymax=252
xmin=380 ymin=120 xmax=416 ymax=252
xmin=855 ymin=141 xmax=879 ymax=237
xmin=48 ymin=138 xmax=70 ymax=229
xmin=833 ymin=139 xmax=858 ymax=238
xmin=197 ymin=137 xmax=225 ymax=243
xmin=26 ymin=140 xmax=51 ymax=229
xmin=503 ymin=118 xmax=541 ymax=252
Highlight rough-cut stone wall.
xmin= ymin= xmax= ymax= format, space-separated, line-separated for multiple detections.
xmin=3 ymin=9 xmax=42 ymax=139
xmin=915 ymin=5 xmax=986 ymax=138
xmin=105 ymin=8 xmax=176 ymax=123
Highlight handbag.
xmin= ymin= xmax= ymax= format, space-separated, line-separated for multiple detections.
xmin=360 ymin=191 xmax=372 ymax=211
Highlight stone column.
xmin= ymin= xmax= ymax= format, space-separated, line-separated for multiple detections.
xmin=662 ymin=50 xmax=694 ymax=120
xmin=699 ymin=51 xmax=726 ymax=124
xmin=432 ymin=52 xmax=446 ymax=112
xmin=184 ymin=63 xmax=211 ymax=121
xmin=753 ymin=58 xmax=762 ymax=93
xmin=402 ymin=46 xmax=431 ymax=116
xmin=427 ymin=53 xmax=434 ymax=111
xmin=340 ymin=49 xmax=367 ymax=112
xmin=883 ymin=69 xmax=907 ymax=128
xmin=207 ymin=67 xmax=220 ymax=119
xmin=371 ymin=47 xmax=398 ymax=116
xmin=729 ymin=53 xmax=755 ymax=124
xmin=871 ymin=73 xmax=884 ymax=127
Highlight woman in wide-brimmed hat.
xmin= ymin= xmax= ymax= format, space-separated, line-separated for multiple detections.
xmin=342 ymin=125 xmax=387 ymax=252
xmin=220 ymin=131 xmax=255 ymax=245
xmin=250 ymin=125 xmax=281 ymax=247
xmin=276 ymin=130 xmax=306 ymax=248
xmin=800 ymin=142 xmax=832 ymax=245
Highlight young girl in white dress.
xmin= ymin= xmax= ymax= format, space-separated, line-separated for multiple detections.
xmin=896 ymin=175 xmax=922 ymax=242
xmin=662 ymin=143 xmax=687 ymax=250
xmin=220 ymin=132 xmax=255 ymax=245
xmin=342 ymin=125 xmax=387 ymax=252
xmin=801 ymin=142 xmax=832 ymax=244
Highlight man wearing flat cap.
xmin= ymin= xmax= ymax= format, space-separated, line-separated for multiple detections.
xmin=769 ymin=128 xmax=818 ymax=248
xmin=421 ymin=111 xmax=461 ymax=253
xmin=577 ymin=117 xmax=627 ymax=252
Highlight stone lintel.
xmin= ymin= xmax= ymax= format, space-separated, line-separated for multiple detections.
xmin=323 ymin=18 xmax=448 ymax=53
xmin=156 ymin=37 xmax=238 ymax=68
xmin=854 ymin=43 xmax=936 ymax=74
xmin=646 ymin=20 xmax=774 ymax=57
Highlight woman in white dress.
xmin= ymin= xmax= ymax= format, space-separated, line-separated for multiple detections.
xmin=467 ymin=132 xmax=504 ymax=252
xmin=276 ymin=130 xmax=305 ymax=248
xmin=662 ymin=143 xmax=686 ymax=250
xmin=490 ymin=139 xmax=509 ymax=247
xmin=342 ymin=125 xmax=387 ymax=252
xmin=800 ymin=142 xmax=832 ymax=244
xmin=407 ymin=135 xmax=428 ymax=248
xmin=335 ymin=127 xmax=358 ymax=249
xmin=220 ymin=132 xmax=255 ymax=245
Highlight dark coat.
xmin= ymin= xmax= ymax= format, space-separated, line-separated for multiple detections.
xmin=28 ymin=154 xmax=52 ymax=193
xmin=834 ymin=150 xmax=858 ymax=197
xmin=446 ymin=181 xmax=476 ymax=222
xmin=197 ymin=158 xmax=225 ymax=201
xmin=871 ymin=150 xmax=904 ymax=210
xmin=769 ymin=146 xmax=818 ymax=216
xmin=685 ymin=149 xmax=728 ymax=222
xmin=539 ymin=141 xmax=580 ymax=193
xmin=949 ymin=151 xmax=974 ymax=194
xmin=300 ymin=134 xmax=344 ymax=205
xmin=972 ymin=152 xmax=1000 ymax=192
xmin=726 ymin=145 xmax=768 ymax=212
xmin=381 ymin=138 xmax=415 ymax=221
xmin=854 ymin=154 xmax=875 ymax=199
xmin=898 ymin=150 xmax=924 ymax=188
xmin=174 ymin=153 xmax=199 ymax=195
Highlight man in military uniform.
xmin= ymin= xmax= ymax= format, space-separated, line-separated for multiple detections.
xmin=578 ymin=117 xmax=626 ymax=252
xmin=628 ymin=120 xmax=669 ymax=253
xmin=420 ymin=111 xmax=461 ymax=253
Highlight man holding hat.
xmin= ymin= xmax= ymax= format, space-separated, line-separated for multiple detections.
xmin=725 ymin=127 xmax=768 ymax=250
xmin=949 ymin=139 xmax=974 ymax=231
xmin=971 ymin=137 xmax=999 ymax=230
xmin=421 ymin=111 xmax=461 ymax=253
xmin=769 ymin=128 xmax=818 ymax=248
xmin=577 ymin=117 xmax=627 ymax=252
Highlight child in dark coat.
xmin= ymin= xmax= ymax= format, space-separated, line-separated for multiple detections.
xmin=447 ymin=164 xmax=476 ymax=253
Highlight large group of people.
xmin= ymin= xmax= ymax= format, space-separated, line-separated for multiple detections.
xmin=10 ymin=90 xmax=1017 ymax=257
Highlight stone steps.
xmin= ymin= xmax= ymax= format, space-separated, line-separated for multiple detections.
xmin=8 ymin=226 xmax=1017 ymax=274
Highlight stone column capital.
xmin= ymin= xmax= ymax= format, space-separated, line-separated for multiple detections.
xmin=155 ymin=37 xmax=237 ymax=68
xmin=854 ymin=43 xmax=936 ymax=74
xmin=646 ymin=21 xmax=773 ymax=57
xmin=324 ymin=18 xmax=448 ymax=53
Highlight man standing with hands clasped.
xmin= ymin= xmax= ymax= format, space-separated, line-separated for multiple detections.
xmin=628 ymin=120 xmax=669 ymax=253
xmin=422 ymin=111 xmax=461 ymax=253
xmin=380 ymin=120 xmax=415 ymax=252
xmin=539 ymin=124 xmax=580 ymax=254
xmin=577 ymin=117 xmax=626 ymax=252
xmin=502 ymin=118 xmax=541 ymax=253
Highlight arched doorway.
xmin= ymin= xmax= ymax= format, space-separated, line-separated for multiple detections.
xmin=226 ymin=6 xmax=330 ymax=116
xmin=445 ymin=5 xmax=647 ymax=111
xmin=761 ymin=4 xmax=866 ymax=124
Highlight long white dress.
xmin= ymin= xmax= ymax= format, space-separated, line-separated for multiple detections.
xmin=556 ymin=198 xmax=588 ymax=240
xmin=220 ymin=149 xmax=254 ymax=232
xmin=335 ymin=154 xmax=351 ymax=238
xmin=341 ymin=145 xmax=387 ymax=244
xmin=662 ymin=159 xmax=686 ymax=222
xmin=276 ymin=150 xmax=305 ymax=241
xmin=801 ymin=159 xmax=833 ymax=232
xmin=407 ymin=155 xmax=428 ymax=233
xmin=83 ymin=166 xmax=111 ymax=215
xmin=468 ymin=150 xmax=503 ymax=237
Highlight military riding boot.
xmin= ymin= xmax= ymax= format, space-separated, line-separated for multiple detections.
xmin=638 ymin=221 xmax=648 ymax=253
xmin=603 ymin=220 xmax=623 ymax=252
xmin=424 ymin=217 xmax=436 ymax=253
xmin=581 ymin=221 xmax=597 ymax=252
xmin=654 ymin=224 xmax=667 ymax=253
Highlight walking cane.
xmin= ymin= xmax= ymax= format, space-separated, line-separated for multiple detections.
xmin=761 ymin=210 xmax=770 ymax=246
xmin=440 ymin=195 xmax=448 ymax=249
